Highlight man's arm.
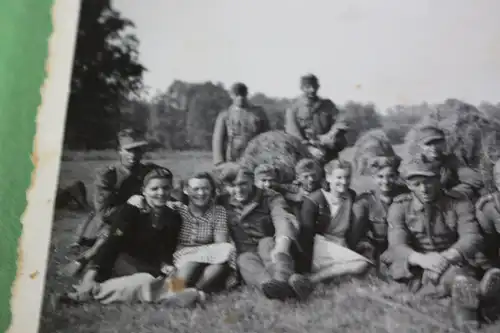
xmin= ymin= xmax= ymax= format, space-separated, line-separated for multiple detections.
xmin=297 ymin=196 xmax=318 ymax=273
xmin=93 ymin=167 xmax=118 ymax=223
xmin=213 ymin=206 xmax=229 ymax=243
xmin=285 ymin=105 xmax=305 ymax=140
xmin=441 ymin=199 xmax=483 ymax=264
xmin=89 ymin=204 xmax=137 ymax=276
xmin=348 ymin=195 xmax=371 ymax=249
xmin=387 ymin=200 xmax=416 ymax=279
xmin=212 ymin=111 xmax=227 ymax=166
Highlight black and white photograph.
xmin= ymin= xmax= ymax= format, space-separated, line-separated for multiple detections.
xmin=29 ymin=0 xmax=500 ymax=332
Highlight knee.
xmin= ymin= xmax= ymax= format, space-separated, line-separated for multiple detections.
xmin=236 ymin=252 xmax=257 ymax=270
xmin=218 ymin=242 xmax=236 ymax=256
xmin=350 ymin=261 xmax=371 ymax=275
xmin=258 ymin=237 xmax=275 ymax=253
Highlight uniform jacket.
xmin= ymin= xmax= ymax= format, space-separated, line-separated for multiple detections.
xmin=476 ymin=192 xmax=500 ymax=263
xmin=212 ymin=104 xmax=270 ymax=165
xmin=219 ymin=188 xmax=298 ymax=254
xmin=387 ymin=191 xmax=482 ymax=280
xmin=93 ymin=162 xmax=160 ymax=224
xmin=352 ymin=184 xmax=410 ymax=251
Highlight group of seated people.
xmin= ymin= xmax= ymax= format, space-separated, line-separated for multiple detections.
xmin=61 ymin=128 xmax=500 ymax=331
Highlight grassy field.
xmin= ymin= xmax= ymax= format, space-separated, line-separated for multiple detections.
xmin=39 ymin=150 xmax=500 ymax=333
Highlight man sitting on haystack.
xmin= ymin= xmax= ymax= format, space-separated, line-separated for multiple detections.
xmin=404 ymin=118 xmax=484 ymax=203
xmin=285 ymin=74 xmax=348 ymax=166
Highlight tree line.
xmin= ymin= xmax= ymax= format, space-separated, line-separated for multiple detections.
xmin=64 ymin=0 xmax=500 ymax=151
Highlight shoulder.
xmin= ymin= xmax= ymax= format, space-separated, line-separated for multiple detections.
xmin=476 ymin=193 xmax=499 ymax=212
xmin=320 ymin=98 xmax=336 ymax=108
xmin=355 ymin=191 xmax=375 ymax=204
xmin=213 ymin=204 xmax=227 ymax=215
xmin=392 ymin=193 xmax=412 ymax=205
xmin=304 ymin=189 xmax=325 ymax=206
xmin=95 ymin=164 xmax=118 ymax=182
xmin=216 ymin=110 xmax=229 ymax=120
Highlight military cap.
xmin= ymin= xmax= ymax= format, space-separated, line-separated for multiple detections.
xmin=254 ymin=164 xmax=278 ymax=180
xmin=220 ymin=164 xmax=254 ymax=184
xmin=295 ymin=158 xmax=322 ymax=176
xmin=230 ymin=82 xmax=248 ymax=96
xmin=400 ymin=156 xmax=440 ymax=179
xmin=142 ymin=167 xmax=173 ymax=186
xmin=414 ymin=124 xmax=445 ymax=145
xmin=300 ymin=73 xmax=319 ymax=87
xmin=118 ymin=128 xmax=149 ymax=150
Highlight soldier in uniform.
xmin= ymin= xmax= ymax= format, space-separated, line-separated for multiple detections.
xmin=212 ymin=82 xmax=270 ymax=166
xmin=352 ymin=154 xmax=409 ymax=270
xmin=63 ymin=129 xmax=165 ymax=276
xmin=386 ymin=155 xmax=500 ymax=331
xmin=218 ymin=166 xmax=313 ymax=301
xmin=476 ymin=159 xmax=500 ymax=268
xmin=285 ymin=74 xmax=348 ymax=165
xmin=407 ymin=123 xmax=484 ymax=202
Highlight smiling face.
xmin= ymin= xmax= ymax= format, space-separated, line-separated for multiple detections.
xmin=143 ymin=178 xmax=172 ymax=208
xmin=185 ymin=177 xmax=213 ymax=208
xmin=406 ymin=175 xmax=441 ymax=204
xmin=255 ymin=175 xmax=277 ymax=190
xmin=326 ymin=167 xmax=351 ymax=195
xmin=232 ymin=178 xmax=254 ymax=203
xmin=372 ymin=166 xmax=398 ymax=195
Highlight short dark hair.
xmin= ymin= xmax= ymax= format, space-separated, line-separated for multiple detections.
xmin=300 ymin=74 xmax=319 ymax=87
xmin=230 ymin=82 xmax=248 ymax=97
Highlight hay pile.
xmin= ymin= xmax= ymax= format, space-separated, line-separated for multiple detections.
xmin=239 ymin=130 xmax=313 ymax=183
xmin=403 ymin=102 xmax=500 ymax=192
xmin=352 ymin=129 xmax=397 ymax=176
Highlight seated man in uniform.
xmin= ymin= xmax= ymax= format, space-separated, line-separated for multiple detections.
xmin=298 ymin=160 xmax=372 ymax=284
xmin=285 ymin=74 xmax=348 ymax=166
xmin=386 ymin=155 xmax=500 ymax=331
xmin=218 ymin=166 xmax=313 ymax=301
xmin=63 ymin=129 xmax=163 ymax=276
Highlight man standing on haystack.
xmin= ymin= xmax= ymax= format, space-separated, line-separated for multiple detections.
xmin=385 ymin=154 xmax=500 ymax=331
xmin=285 ymin=74 xmax=348 ymax=166
xmin=212 ymin=82 xmax=271 ymax=166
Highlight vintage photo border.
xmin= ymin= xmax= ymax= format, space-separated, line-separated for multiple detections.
xmin=8 ymin=1 xmax=81 ymax=332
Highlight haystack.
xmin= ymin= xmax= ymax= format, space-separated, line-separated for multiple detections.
xmin=239 ymin=130 xmax=313 ymax=183
xmin=403 ymin=101 xmax=500 ymax=191
xmin=352 ymin=129 xmax=397 ymax=175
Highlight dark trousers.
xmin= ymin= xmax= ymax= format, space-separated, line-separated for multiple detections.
xmin=237 ymin=237 xmax=295 ymax=288
xmin=96 ymin=253 xmax=160 ymax=283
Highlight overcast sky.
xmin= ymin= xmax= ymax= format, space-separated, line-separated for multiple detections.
xmin=114 ymin=0 xmax=500 ymax=110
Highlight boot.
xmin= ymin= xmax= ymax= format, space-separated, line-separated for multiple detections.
xmin=450 ymin=275 xmax=480 ymax=332
xmin=479 ymin=268 xmax=500 ymax=323
xmin=288 ymin=274 xmax=314 ymax=301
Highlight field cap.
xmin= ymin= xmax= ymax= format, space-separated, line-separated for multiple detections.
xmin=400 ymin=156 xmax=440 ymax=179
xmin=118 ymin=128 xmax=149 ymax=150
xmin=254 ymin=164 xmax=277 ymax=180
xmin=300 ymin=73 xmax=319 ymax=87
xmin=414 ymin=124 xmax=445 ymax=145
xmin=295 ymin=158 xmax=322 ymax=176
xmin=220 ymin=164 xmax=254 ymax=184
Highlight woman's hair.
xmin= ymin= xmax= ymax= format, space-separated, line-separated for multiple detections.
xmin=184 ymin=171 xmax=217 ymax=198
xmin=324 ymin=159 xmax=352 ymax=176
xmin=142 ymin=167 xmax=173 ymax=187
